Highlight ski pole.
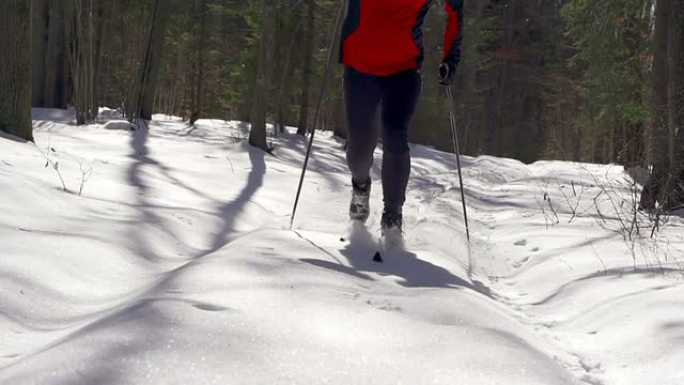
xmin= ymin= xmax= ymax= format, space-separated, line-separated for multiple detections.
xmin=445 ymin=85 xmax=472 ymax=274
xmin=290 ymin=1 xmax=346 ymax=229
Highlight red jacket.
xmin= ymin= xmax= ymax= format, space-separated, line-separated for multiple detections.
xmin=340 ymin=0 xmax=463 ymax=76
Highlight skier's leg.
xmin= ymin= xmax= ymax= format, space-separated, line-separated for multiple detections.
xmin=379 ymin=69 xmax=422 ymax=224
xmin=344 ymin=67 xmax=381 ymax=187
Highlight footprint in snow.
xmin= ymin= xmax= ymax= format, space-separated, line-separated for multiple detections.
xmin=514 ymin=239 xmax=528 ymax=246
xmin=366 ymin=299 xmax=403 ymax=312
xmin=577 ymin=356 xmax=604 ymax=375
xmin=171 ymin=213 xmax=193 ymax=226
xmin=512 ymin=256 xmax=530 ymax=269
xmin=193 ymin=303 xmax=230 ymax=312
xmin=530 ymin=246 xmax=540 ymax=252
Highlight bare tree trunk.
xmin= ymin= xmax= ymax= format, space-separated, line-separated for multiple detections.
xmin=668 ymin=0 xmax=684 ymax=207
xmin=173 ymin=43 xmax=188 ymax=116
xmin=67 ymin=0 xmax=96 ymax=124
xmin=32 ymin=0 xmax=68 ymax=109
xmin=275 ymin=10 xmax=302 ymax=134
xmin=296 ymin=0 xmax=315 ymax=136
xmin=44 ymin=1 xmax=68 ymax=108
xmin=0 ymin=0 xmax=33 ymax=141
xmin=92 ymin=0 xmax=112 ymax=113
xmin=31 ymin=0 xmax=48 ymax=107
xmin=249 ymin=0 xmax=276 ymax=151
xmin=140 ymin=0 xmax=169 ymax=121
xmin=128 ymin=0 xmax=170 ymax=121
xmin=117 ymin=2 xmax=127 ymax=111
xmin=190 ymin=0 xmax=208 ymax=125
xmin=641 ymin=0 xmax=670 ymax=209
xmin=667 ymin=0 xmax=680 ymax=167
xmin=85 ymin=0 xmax=95 ymax=121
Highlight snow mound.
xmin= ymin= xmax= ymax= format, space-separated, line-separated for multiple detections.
xmin=103 ymin=119 xmax=135 ymax=131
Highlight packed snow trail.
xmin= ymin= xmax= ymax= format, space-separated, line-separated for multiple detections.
xmin=0 ymin=109 xmax=682 ymax=384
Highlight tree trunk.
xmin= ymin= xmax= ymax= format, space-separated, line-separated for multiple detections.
xmin=67 ymin=0 xmax=96 ymax=124
xmin=190 ymin=0 xmax=208 ymax=125
xmin=44 ymin=1 xmax=69 ymax=109
xmin=641 ymin=0 xmax=670 ymax=209
xmin=85 ymin=0 xmax=95 ymax=122
xmin=31 ymin=0 xmax=48 ymax=107
xmin=667 ymin=0 xmax=681 ymax=165
xmin=140 ymin=0 xmax=169 ymax=121
xmin=92 ymin=0 xmax=112 ymax=113
xmin=275 ymin=11 xmax=302 ymax=134
xmin=0 ymin=0 xmax=33 ymax=141
xmin=249 ymin=0 xmax=276 ymax=151
xmin=667 ymin=0 xmax=684 ymax=207
xmin=296 ymin=0 xmax=315 ymax=136
xmin=129 ymin=0 xmax=170 ymax=121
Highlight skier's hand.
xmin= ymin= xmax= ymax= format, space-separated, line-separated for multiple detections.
xmin=438 ymin=62 xmax=455 ymax=86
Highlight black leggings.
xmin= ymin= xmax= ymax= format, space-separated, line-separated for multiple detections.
xmin=344 ymin=67 xmax=421 ymax=216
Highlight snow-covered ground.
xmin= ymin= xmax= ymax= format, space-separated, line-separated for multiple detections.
xmin=1 ymin=108 xmax=683 ymax=384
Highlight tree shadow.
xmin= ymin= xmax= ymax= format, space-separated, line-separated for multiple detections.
xmin=200 ymin=145 xmax=267 ymax=256
xmin=3 ymin=296 xmax=230 ymax=385
xmin=4 ymin=121 xmax=301 ymax=383
xmin=272 ymin=132 xmax=352 ymax=193
xmin=126 ymin=124 xmax=233 ymax=262
xmin=126 ymin=126 xmax=169 ymax=261
xmin=27 ymin=125 xmax=184 ymax=383
xmin=131 ymin=125 xmax=216 ymax=199
xmin=40 ymin=121 xmax=233 ymax=382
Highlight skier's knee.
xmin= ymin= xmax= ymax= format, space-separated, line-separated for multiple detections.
xmin=382 ymin=133 xmax=409 ymax=154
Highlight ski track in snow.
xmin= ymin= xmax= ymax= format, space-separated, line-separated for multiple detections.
xmin=0 ymin=108 xmax=683 ymax=384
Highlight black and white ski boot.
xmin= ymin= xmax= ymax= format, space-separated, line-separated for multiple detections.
xmin=349 ymin=180 xmax=371 ymax=222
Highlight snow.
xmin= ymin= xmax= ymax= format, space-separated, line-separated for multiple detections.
xmin=1 ymin=108 xmax=683 ymax=384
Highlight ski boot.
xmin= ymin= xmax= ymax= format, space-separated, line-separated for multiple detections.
xmin=381 ymin=211 xmax=404 ymax=249
xmin=349 ymin=180 xmax=371 ymax=222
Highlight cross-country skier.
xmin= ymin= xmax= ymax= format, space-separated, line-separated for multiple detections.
xmin=341 ymin=0 xmax=464 ymax=239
